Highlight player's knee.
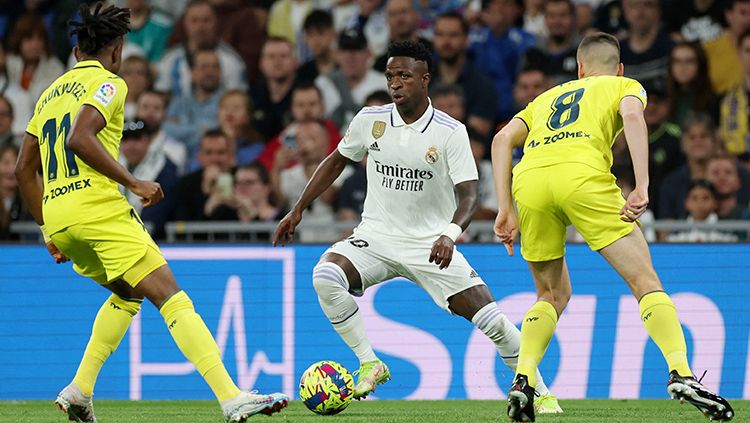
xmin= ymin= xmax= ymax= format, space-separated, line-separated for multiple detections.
xmin=312 ymin=262 xmax=349 ymax=298
xmin=108 ymin=293 xmax=143 ymax=317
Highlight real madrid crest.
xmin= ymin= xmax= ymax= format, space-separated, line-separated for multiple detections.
xmin=372 ymin=121 xmax=386 ymax=139
xmin=425 ymin=146 xmax=439 ymax=164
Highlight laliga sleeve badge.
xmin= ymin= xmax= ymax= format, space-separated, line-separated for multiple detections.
xmin=425 ymin=146 xmax=439 ymax=164
xmin=371 ymin=121 xmax=386 ymax=139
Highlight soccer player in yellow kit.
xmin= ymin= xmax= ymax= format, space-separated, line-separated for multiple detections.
xmin=491 ymin=33 xmax=734 ymax=422
xmin=14 ymin=4 xmax=288 ymax=422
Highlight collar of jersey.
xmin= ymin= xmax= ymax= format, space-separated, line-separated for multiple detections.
xmin=74 ymin=60 xmax=104 ymax=69
xmin=390 ymin=98 xmax=435 ymax=133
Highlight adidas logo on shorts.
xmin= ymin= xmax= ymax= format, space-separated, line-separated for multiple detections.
xmin=369 ymin=142 xmax=380 ymax=151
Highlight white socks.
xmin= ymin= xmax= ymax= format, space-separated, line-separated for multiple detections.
xmin=472 ymin=303 xmax=550 ymax=396
xmin=313 ymin=263 xmax=378 ymax=364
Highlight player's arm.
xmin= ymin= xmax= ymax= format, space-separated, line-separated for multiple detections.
xmin=619 ymin=96 xmax=649 ymax=222
xmin=272 ymin=149 xmax=349 ymax=246
xmin=15 ymin=133 xmax=69 ymax=263
xmin=490 ymin=118 xmax=528 ymax=256
xmin=67 ymin=105 xmax=163 ymax=206
xmin=430 ymin=179 xmax=478 ymax=270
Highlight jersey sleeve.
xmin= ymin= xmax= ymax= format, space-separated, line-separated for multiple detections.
xmin=446 ymin=125 xmax=479 ymax=185
xmin=82 ymin=76 xmax=128 ymax=124
xmin=621 ymin=78 xmax=648 ymax=110
xmin=513 ymin=102 xmax=532 ymax=132
xmin=25 ymin=107 xmax=40 ymax=138
xmin=337 ymin=111 xmax=368 ymax=161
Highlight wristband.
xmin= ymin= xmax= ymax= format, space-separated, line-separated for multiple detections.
xmin=440 ymin=223 xmax=463 ymax=242
xmin=40 ymin=225 xmax=51 ymax=244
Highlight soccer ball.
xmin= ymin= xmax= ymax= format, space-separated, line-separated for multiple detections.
xmin=299 ymin=360 xmax=354 ymax=415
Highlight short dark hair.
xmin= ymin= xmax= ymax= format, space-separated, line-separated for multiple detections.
xmin=681 ymin=111 xmax=716 ymax=135
xmin=430 ymin=83 xmax=465 ymax=101
xmin=293 ymin=81 xmax=323 ymax=100
xmin=187 ymin=46 xmax=218 ymax=69
xmin=687 ymin=179 xmax=717 ymax=198
xmin=69 ymin=2 xmax=131 ymax=56
xmin=467 ymin=127 xmax=489 ymax=145
xmin=237 ymin=163 xmax=271 ymax=186
xmin=365 ymin=90 xmax=392 ymax=105
xmin=546 ymin=0 xmax=575 ymax=15
xmin=436 ymin=11 xmax=469 ymax=35
xmin=726 ymin=0 xmax=750 ymax=11
xmin=303 ymin=9 xmax=333 ymax=32
xmin=203 ymin=128 xmax=227 ymax=140
xmin=387 ymin=40 xmax=433 ymax=73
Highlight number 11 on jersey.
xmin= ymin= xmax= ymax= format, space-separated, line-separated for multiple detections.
xmin=41 ymin=112 xmax=79 ymax=182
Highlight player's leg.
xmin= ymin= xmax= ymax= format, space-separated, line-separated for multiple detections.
xmin=599 ymin=228 xmax=733 ymax=421
xmin=314 ymin=236 xmax=396 ymax=399
xmin=448 ymin=283 xmax=561 ymax=414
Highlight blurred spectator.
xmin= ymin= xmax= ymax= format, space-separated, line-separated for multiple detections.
xmin=412 ymin=0 xmax=466 ymax=39
xmin=298 ymin=9 xmax=337 ymax=83
xmin=156 ymin=0 xmax=247 ymax=97
xmin=257 ymin=82 xmax=342 ymax=171
xmin=136 ymin=90 xmax=189 ymax=174
xmin=512 ymin=67 xmax=549 ymax=114
xmin=0 ymin=96 xmax=18 ymax=146
xmin=172 ymin=129 xmax=237 ymax=221
xmin=341 ymin=0 xmax=390 ymax=58
xmin=218 ymin=90 xmax=265 ymax=166
xmin=373 ymin=0 xmax=433 ymax=71
xmin=316 ymin=29 xmax=386 ymax=130
xmin=468 ymin=127 xmax=497 ymax=221
xmin=523 ymin=0 xmax=579 ymax=85
xmin=119 ymin=119 xmax=179 ymax=240
xmin=720 ymin=29 xmax=750 ymax=158
xmin=168 ymin=0 xmax=267 ymax=84
xmin=469 ymin=0 xmax=535 ymax=122
xmin=574 ymin=0 xmax=595 ymax=36
xmin=523 ymin=0 xmax=548 ymax=38
xmin=0 ymin=43 xmax=31 ymax=135
xmin=126 ymin=0 xmax=173 ymax=63
xmin=432 ymin=12 xmax=497 ymax=135
xmin=163 ymin=48 xmax=224 ymax=155
xmin=667 ymin=41 xmax=718 ymax=127
xmin=620 ymin=0 xmax=674 ymax=87
xmin=658 ymin=112 xmax=719 ymax=219
xmin=704 ymin=0 xmax=750 ymax=95
xmin=120 ymin=55 xmax=153 ymax=121
xmin=0 ymin=142 xmax=25 ymax=240
xmin=431 ymin=84 xmax=467 ymax=122
xmin=203 ymin=164 xmax=284 ymax=232
xmin=593 ymin=0 xmax=627 ymax=36
xmin=666 ymin=180 xmax=739 ymax=242
xmin=5 ymin=14 xmax=64 ymax=119
xmin=667 ymin=0 xmax=724 ymax=43
xmin=273 ymin=120 xmax=351 ymax=242
xmin=252 ymin=37 xmax=299 ymax=140
xmin=706 ymin=154 xmax=750 ymax=219
xmin=644 ymin=81 xmax=685 ymax=217
xmin=268 ymin=0 xmax=316 ymax=61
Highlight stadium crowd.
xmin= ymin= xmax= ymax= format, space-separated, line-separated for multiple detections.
xmin=1 ymin=0 xmax=750 ymax=242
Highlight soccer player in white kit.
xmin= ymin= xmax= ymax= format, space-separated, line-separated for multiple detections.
xmin=273 ymin=41 xmax=561 ymax=413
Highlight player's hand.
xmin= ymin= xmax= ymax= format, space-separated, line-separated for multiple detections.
xmin=620 ymin=186 xmax=649 ymax=222
xmin=129 ymin=180 xmax=164 ymax=206
xmin=429 ymin=235 xmax=454 ymax=270
xmin=46 ymin=241 xmax=69 ymax=264
xmin=494 ymin=208 xmax=518 ymax=256
xmin=272 ymin=208 xmax=302 ymax=246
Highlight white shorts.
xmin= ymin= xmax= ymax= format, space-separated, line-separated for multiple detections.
xmin=324 ymin=232 xmax=486 ymax=312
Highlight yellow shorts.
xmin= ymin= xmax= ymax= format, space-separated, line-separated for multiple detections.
xmin=50 ymin=207 xmax=167 ymax=286
xmin=513 ymin=163 xmax=635 ymax=262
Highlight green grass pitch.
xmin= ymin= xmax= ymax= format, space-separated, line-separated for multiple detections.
xmin=0 ymin=399 xmax=746 ymax=422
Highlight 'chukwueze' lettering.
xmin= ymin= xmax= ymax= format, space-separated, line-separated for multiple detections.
xmin=373 ymin=160 xmax=434 ymax=180
xmin=43 ymin=178 xmax=92 ymax=203
xmin=36 ymin=82 xmax=87 ymax=115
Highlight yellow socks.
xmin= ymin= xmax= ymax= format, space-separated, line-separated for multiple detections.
xmin=639 ymin=291 xmax=692 ymax=377
xmin=73 ymin=294 xmax=142 ymax=396
xmin=516 ymin=301 xmax=558 ymax=387
xmin=160 ymin=290 xmax=240 ymax=401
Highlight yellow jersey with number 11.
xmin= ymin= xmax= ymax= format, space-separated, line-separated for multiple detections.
xmin=26 ymin=60 xmax=130 ymax=235
xmin=512 ymin=75 xmax=647 ymax=177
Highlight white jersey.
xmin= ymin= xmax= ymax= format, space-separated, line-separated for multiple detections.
xmin=337 ymin=101 xmax=478 ymax=243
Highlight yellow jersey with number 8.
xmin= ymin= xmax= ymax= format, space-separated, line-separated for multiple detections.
xmin=512 ymin=75 xmax=647 ymax=177
xmin=26 ymin=60 xmax=130 ymax=234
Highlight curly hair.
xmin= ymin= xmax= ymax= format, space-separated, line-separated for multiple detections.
xmin=387 ymin=41 xmax=433 ymax=73
xmin=69 ymin=2 xmax=130 ymax=56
